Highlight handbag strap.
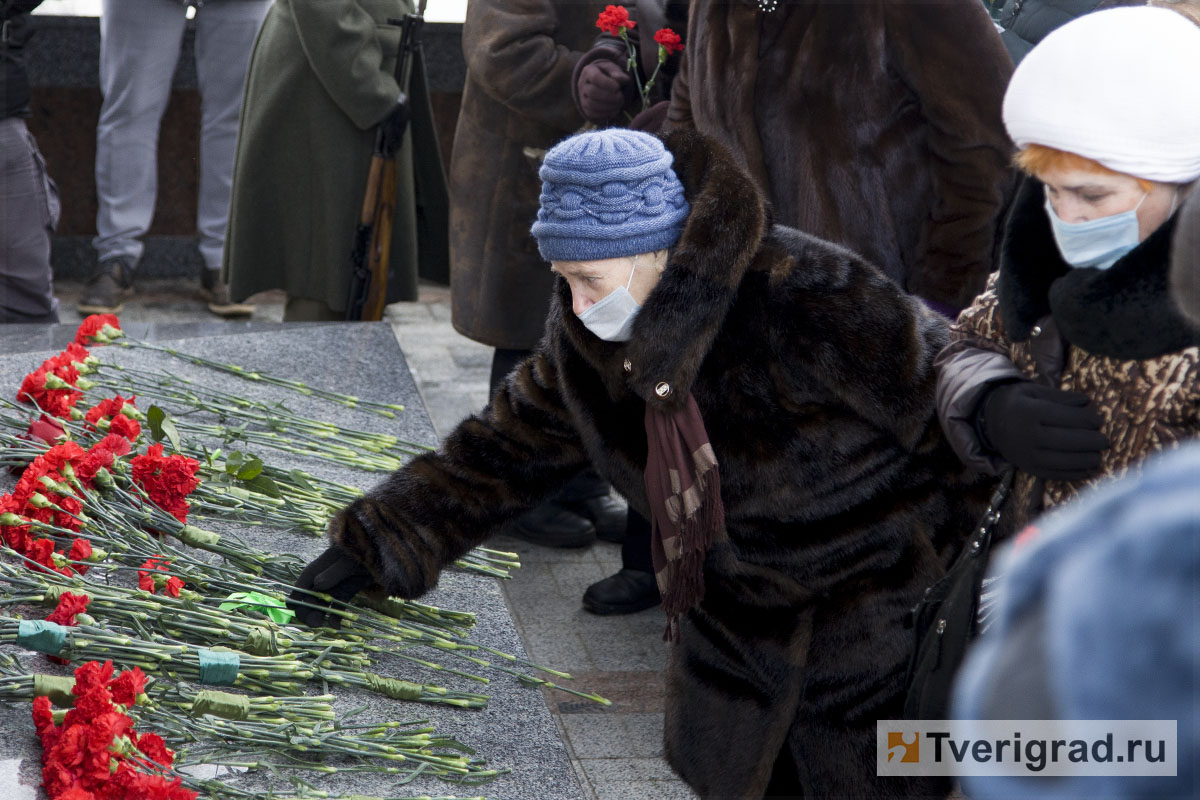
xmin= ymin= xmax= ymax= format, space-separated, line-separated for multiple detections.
xmin=970 ymin=468 xmax=1015 ymax=558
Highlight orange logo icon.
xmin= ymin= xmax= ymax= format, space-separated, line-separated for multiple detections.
xmin=887 ymin=732 xmax=920 ymax=763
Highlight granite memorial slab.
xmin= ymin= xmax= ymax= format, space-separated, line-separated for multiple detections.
xmin=0 ymin=322 xmax=587 ymax=800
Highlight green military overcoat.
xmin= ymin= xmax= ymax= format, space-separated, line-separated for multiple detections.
xmin=223 ymin=0 xmax=448 ymax=313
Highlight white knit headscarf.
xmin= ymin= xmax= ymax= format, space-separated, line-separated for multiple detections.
xmin=1003 ymin=7 xmax=1200 ymax=183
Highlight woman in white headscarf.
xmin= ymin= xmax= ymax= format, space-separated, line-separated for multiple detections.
xmin=936 ymin=6 xmax=1200 ymax=539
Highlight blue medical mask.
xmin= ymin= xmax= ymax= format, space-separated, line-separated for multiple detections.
xmin=1044 ymin=189 xmax=1147 ymax=271
xmin=576 ymin=258 xmax=641 ymax=341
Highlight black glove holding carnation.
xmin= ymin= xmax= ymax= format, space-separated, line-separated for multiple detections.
xmin=287 ymin=494 xmax=446 ymax=627
xmin=576 ymin=57 xmax=633 ymax=123
xmin=286 ymin=545 xmax=374 ymax=628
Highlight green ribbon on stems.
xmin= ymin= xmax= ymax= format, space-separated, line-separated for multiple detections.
xmin=0 ymin=555 xmax=491 ymax=708
xmin=192 ymin=689 xmax=251 ymax=719
xmin=16 ymin=619 xmax=68 ymax=654
xmin=0 ymin=655 xmax=503 ymax=790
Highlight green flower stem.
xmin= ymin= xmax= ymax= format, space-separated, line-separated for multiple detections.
xmin=388 ymin=652 xmax=490 ymax=685
xmin=618 ymin=28 xmax=648 ymax=111
xmin=86 ymin=366 xmax=425 ymax=455
xmin=105 ymin=337 xmax=408 ymax=417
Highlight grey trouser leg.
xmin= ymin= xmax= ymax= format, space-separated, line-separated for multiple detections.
xmin=0 ymin=118 xmax=60 ymax=324
xmin=93 ymin=0 xmax=187 ymax=266
xmin=193 ymin=0 xmax=270 ymax=270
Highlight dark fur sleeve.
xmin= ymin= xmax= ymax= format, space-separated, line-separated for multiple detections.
xmin=767 ymin=227 xmax=950 ymax=451
xmin=885 ymin=0 xmax=1016 ymax=311
xmin=663 ymin=37 xmax=692 ymax=131
xmin=329 ymin=352 xmax=590 ymax=598
xmin=1170 ymin=189 xmax=1200 ymax=327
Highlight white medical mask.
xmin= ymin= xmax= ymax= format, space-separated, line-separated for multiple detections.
xmin=576 ymin=258 xmax=641 ymax=342
xmin=1044 ymin=189 xmax=1146 ymax=271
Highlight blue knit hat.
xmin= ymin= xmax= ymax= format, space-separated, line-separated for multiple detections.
xmin=531 ymin=129 xmax=690 ymax=262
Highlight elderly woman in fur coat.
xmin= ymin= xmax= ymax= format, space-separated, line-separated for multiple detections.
xmin=936 ymin=7 xmax=1200 ymax=540
xmin=289 ymin=128 xmax=986 ymax=798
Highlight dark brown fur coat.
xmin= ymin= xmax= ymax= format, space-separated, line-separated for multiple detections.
xmin=666 ymin=0 xmax=1016 ymax=313
xmin=333 ymin=130 xmax=988 ymax=798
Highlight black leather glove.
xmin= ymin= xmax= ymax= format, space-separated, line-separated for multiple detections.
xmin=287 ymin=545 xmax=375 ymax=628
xmin=577 ymin=58 xmax=633 ymax=123
xmin=976 ymin=381 xmax=1109 ymax=481
xmin=378 ymin=92 xmax=410 ymax=159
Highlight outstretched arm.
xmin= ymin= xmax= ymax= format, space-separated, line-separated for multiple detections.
xmin=294 ymin=351 xmax=590 ymax=615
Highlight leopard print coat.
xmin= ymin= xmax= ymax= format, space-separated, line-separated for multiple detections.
xmin=937 ymin=178 xmax=1200 ymax=536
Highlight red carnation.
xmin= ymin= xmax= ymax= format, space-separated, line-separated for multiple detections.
xmin=32 ymin=695 xmax=59 ymax=745
xmin=56 ymin=789 xmax=97 ymax=800
xmin=42 ymin=755 xmax=85 ymax=798
xmin=74 ymin=315 xmax=121 ymax=346
xmin=63 ymin=689 xmax=112 ymax=731
xmin=131 ymin=444 xmax=200 ymax=523
xmin=72 ymin=661 xmax=115 ymax=700
xmin=46 ymin=592 xmax=91 ymax=626
xmin=84 ymin=396 xmax=126 ymax=426
xmin=18 ymin=365 xmax=82 ymax=419
xmin=77 ymin=435 xmax=132 ymax=487
xmin=45 ymin=350 xmax=81 ymax=384
xmin=67 ymin=539 xmax=94 ymax=572
xmin=137 ymin=557 xmax=185 ymax=597
xmin=107 ymin=667 xmax=147 ymax=708
xmin=47 ymin=722 xmax=88 ymax=770
xmin=596 ymin=4 xmax=635 ymax=35
xmin=653 ymin=27 xmax=683 ymax=55
xmin=26 ymin=537 xmax=60 ymax=574
xmin=133 ymin=732 xmax=172 ymax=767
xmin=60 ymin=342 xmax=92 ymax=366
xmin=33 ymin=658 xmax=194 ymax=800
xmin=107 ymin=414 xmax=140 ymax=442
xmin=100 ymin=764 xmax=195 ymax=800
xmin=93 ymin=434 xmax=132 ymax=459
xmin=0 ymin=493 xmax=32 ymax=553
xmin=84 ymin=396 xmax=141 ymax=443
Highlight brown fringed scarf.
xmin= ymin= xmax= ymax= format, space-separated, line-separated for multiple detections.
xmin=643 ymin=392 xmax=725 ymax=641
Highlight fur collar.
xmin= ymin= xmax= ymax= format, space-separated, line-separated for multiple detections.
xmin=552 ymin=130 xmax=768 ymax=411
xmin=998 ymin=178 xmax=1200 ymax=359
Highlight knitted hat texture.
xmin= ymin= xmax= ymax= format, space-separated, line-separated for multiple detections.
xmin=1002 ymin=7 xmax=1200 ymax=183
xmin=531 ymin=129 xmax=690 ymax=262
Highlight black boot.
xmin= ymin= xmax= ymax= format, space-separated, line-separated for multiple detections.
xmin=582 ymin=569 xmax=661 ymax=615
xmin=504 ymin=501 xmax=596 ymax=548
xmin=558 ymin=470 xmax=628 ymax=543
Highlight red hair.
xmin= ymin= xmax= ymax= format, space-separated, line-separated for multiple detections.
xmin=1015 ymin=145 xmax=1153 ymax=193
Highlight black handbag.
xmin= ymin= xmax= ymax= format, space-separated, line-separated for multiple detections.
xmin=902 ymin=470 xmax=1014 ymax=719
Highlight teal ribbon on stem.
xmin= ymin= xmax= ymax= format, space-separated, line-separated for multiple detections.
xmin=197 ymin=647 xmax=240 ymax=685
xmin=17 ymin=620 xmax=67 ymax=655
